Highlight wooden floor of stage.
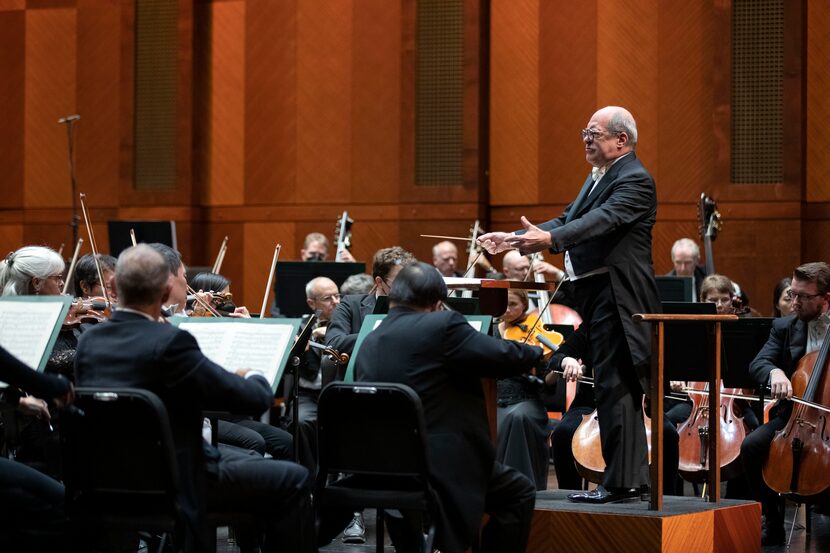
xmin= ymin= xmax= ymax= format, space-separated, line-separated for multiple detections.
xmin=209 ymin=467 xmax=830 ymax=553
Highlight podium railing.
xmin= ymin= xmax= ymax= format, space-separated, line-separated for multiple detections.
xmin=634 ymin=313 xmax=738 ymax=510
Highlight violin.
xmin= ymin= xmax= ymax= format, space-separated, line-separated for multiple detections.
xmin=676 ymin=381 xmax=749 ymax=483
xmin=762 ymin=331 xmax=830 ymax=497
xmin=188 ymin=291 xmax=235 ymax=317
xmin=501 ymin=310 xmax=564 ymax=358
xmin=63 ymin=296 xmax=112 ymax=329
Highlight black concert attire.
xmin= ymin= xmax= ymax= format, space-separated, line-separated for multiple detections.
xmin=741 ymin=314 xmax=820 ymax=534
xmin=354 ymin=307 xmax=542 ymax=553
xmin=75 ymin=311 xmax=314 ymax=553
xmin=548 ymin=328 xmax=680 ymax=495
xmin=495 ymin=354 xmax=551 ymax=490
xmin=524 ymin=153 xmax=661 ymax=492
xmin=0 ymin=346 xmax=71 ymax=552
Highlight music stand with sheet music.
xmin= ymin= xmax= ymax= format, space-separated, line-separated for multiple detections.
xmin=721 ymin=318 xmax=774 ymax=424
xmin=284 ymin=315 xmax=317 ymax=462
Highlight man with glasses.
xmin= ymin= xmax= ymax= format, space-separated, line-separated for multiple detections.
xmin=741 ymin=261 xmax=830 ymax=545
xmin=324 ymin=246 xmax=415 ymax=544
xmin=478 ymin=106 xmax=660 ymax=504
xmin=291 ymin=277 xmax=341 ymax=474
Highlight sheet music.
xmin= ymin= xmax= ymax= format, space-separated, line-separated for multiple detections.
xmin=178 ymin=321 xmax=294 ymax=386
xmin=0 ymin=301 xmax=64 ymax=370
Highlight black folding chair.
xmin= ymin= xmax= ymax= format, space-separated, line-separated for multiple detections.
xmin=61 ymin=387 xmax=187 ymax=553
xmin=316 ymin=382 xmax=439 ymax=553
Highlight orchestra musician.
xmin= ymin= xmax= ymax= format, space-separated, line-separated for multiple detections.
xmin=666 ymin=238 xmax=708 ymax=301
xmin=496 ymin=289 xmax=555 ymax=490
xmin=0 ymin=345 xmax=74 ymax=552
xmin=740 ymin=261 xmax=830 ymax=545
xmin=324 ymin=245 xmax=415 ymax=544
xmin=432 ymin=240 xmax=463 ymax=277
xmin=75 ymin=244 xmax=314 ymax=553
xmin=479 ymin=106 xmax=661 ymax=504
xmin=301 ymin=231 xmax=356 ymax=263
xmin=148 ymin=245 xmax=294 ymax=461
xmin=72 ymin=253 xmax=117 ymax=301
xmin=354 ymin=262 xmax=541 ymax=553
xmin=290 ymin=276 xmax=341 ymax=474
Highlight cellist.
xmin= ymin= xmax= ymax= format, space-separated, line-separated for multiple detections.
xmin=740 ymin=262 xmax=830 ymax=546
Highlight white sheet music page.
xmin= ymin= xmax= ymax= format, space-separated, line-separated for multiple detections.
xmin=178 ymin=321 xmax=294 ymax=386
xmin=0 ymin=301 xmax=64 ymax=371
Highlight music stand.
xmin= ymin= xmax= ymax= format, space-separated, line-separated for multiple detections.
xmin=721 ymin=318 xmax=774 ymax=423
xmin=274 ymin=261 xmax=365 ymax=317
xmin=662 ymin=302 xmax=717 ymax=382
xmin=285 ymin=315 xmax=317 ymax=462
xmin=108 ymin=220 xmax=177 ymax=256
xmin=655 ymin=275 xmax=695 ymax=302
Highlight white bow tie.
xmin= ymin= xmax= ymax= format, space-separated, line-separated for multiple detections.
xmin=591 ymin=166 xmax=606 ymax=182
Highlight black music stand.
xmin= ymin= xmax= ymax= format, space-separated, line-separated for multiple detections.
xmin=662 ymin=302 xmax=717 ymax=382
xmin=721 ymin=318 xmax=774 ymax=423
xmin=274 ymin=261 xmax=365 ymax=317
xmin=285 ymin=315 xmax=317 ymax=462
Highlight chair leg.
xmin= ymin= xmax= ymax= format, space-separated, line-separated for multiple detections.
xmin=377 ymin=510 xmax=384 ymax=553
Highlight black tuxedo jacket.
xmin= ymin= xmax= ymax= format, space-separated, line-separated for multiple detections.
xmin=749 ymin=315 xmax=806 ymax=386
xmin=74 ymin=310 xmax=273 ymax=543
xmin=534 ymin=153 xmax=661 ymax=387
xmin=325 ymin=293 xmax=377 ymax=355
xmin=354 ymin=307 xmax=542 ymax=553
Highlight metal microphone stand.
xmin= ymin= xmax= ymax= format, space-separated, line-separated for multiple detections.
xmin=59 ymin=115 xmax=81 ymax=248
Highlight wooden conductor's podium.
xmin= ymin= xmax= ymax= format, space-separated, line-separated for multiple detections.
xmin=526 ymin=311 xmax=761 ymax=553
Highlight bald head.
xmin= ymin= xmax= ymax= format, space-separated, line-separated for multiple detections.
xmin=115 ymin=244 xmax=171 ymax=308
xmin=502 ymin=250 xmax=530 ymax=280
xmin=432 ymin=241 xmax=459 ymax=277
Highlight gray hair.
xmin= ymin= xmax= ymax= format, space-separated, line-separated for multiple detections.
xmin=606 ymin=108 xmax=638 ymax=148
xmin=305 ymin=276 xmax=335 ymax=300
xmin=0 ymin=246 xmax=64 ymax=296
xmin=116 ymin=244 xmax=171 ymax=306
xmin=340 ymin=273 xmax=373 ymax=295
xmin=670 ymin=238 xmax=701 ymax=262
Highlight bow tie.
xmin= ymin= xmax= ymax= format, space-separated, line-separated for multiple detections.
xmin=591 ymin=166 xmax=606 ymax=182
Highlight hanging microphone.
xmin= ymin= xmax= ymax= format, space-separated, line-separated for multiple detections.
xmin=58 ymin=114 xmax=81 ymax=124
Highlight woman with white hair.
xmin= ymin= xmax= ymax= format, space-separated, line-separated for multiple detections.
xmin=0 ymin=246 xmax=65 ymax=297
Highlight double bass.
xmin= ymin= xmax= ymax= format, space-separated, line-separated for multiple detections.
xmin=762 ymin=332 xmax=830 ymax=497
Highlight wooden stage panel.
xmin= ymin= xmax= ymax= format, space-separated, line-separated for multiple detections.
xmin=528 ymin=491 xmax=759 ymax=553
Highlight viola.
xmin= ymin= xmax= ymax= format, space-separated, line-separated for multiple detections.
xmin=677 ymin=382 xmax=749 ymax=483
xmin=762 ymin=331 xmax=830 ymax=497
xmin=501 ymin=311 xmax=564 ymax=358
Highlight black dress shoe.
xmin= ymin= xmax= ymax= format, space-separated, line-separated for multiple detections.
xmin=567 ymin=485 xmax=639 ymax=504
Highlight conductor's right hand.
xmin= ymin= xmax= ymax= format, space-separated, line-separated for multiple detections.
xmin=477 ymin=232 xmax=514 ymax=255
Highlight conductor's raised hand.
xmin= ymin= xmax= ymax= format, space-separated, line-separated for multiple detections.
xmin=477 ymin=232 xmax=514 ymax=255
xmin=504 ymin=217 xmax=552 ymax=254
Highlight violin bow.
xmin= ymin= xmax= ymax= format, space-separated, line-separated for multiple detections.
xmin=129 ymin=228 xmax=137 ymax=247
xmin=62 ymin=238 xmax=84 ymax=295
xmin=79 ymin=193 xmax=111 ymax=306
xmin=211 ymin=236 xmax=228 ymax=274
xmin=259 ymin=244 xmax=281 ymax=319
xmin=187 ymin=285 xmax=221 ymax=317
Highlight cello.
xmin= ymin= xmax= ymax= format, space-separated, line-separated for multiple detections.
xmin=762 ymin=331 xmax=830 ymax=497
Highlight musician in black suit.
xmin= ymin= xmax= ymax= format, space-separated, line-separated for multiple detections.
xmin=479 ymin=106 xmax=661 ymax=503
xmin=740 ymin=261 xmax=830 ymax=545
xmin=74 ymin=244 xmax=313 ymax=553
xmin=355 ymin=262 xmax=541 ymax=553
xmin=0 ymin=346 xmax=74 ymax=552
xmin=323 ymin=245 xmax=415 ymax=543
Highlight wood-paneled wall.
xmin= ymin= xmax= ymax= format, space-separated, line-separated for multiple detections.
xmin=1 ymin=0 xmax=828 ymax=315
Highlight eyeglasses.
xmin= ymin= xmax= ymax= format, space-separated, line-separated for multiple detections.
xmin=315 ymin=293 xmax=341 ymax=303
xmin=786 ymin=290 xmax=823 ymax=302
xmin=704 ymin=296 xmax=732 ymax=306
xmin=581 ymin=128 xmax=615 ymax=142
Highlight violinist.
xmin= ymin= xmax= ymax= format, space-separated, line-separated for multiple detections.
xmin=0 ymin=246 xmax=79 ymax=479
xmin=496 ymin=289 xmax=556 ymax=490
xmin=290 ymin=276 xmax=341 ymax=475
xmin=189 ymin=272 xmax=250 ymax=317
xmin=324 ymin=245 xmax=415 ymax=544
xmin=772 ymin=276 xmax=794 ymax=318
xmin=740 ymin=261 xmax=830 ymax=545
xmin=149 ymin=244 xmax=294 ymax=460
xmin=72 ymin=252 xmax=117 ymax=302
